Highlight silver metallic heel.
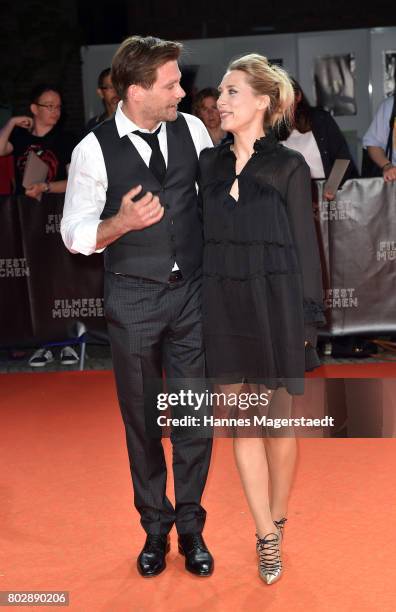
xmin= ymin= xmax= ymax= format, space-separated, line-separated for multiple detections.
xmin=256 ymin=532 xmax=283 ymax=585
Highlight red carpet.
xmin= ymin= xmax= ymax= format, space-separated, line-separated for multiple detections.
xmin=308 ymin=361 xmax=396 ymax=378
xmin=1 ymin=370 xmax=396 ymax=611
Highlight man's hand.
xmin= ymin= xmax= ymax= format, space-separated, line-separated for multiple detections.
xmin=96 ymin=185 xmax=165 ymax=250
xmin=383 ymin=164 xmax=396 ymax=183
xmin=367 ymin=147 xmax=396 ymax=182
xmin=116 ymin=185 xmax=164 ymax=232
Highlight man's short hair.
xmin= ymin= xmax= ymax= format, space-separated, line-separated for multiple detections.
xmin=111 ymin=35 xmax=182 ymax=100
xmin=98 ymin=67 xmax=111 ymax=88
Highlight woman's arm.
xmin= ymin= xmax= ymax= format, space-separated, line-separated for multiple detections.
xmin=312 ymin=109 xmax=359 ymax=180
xmin=285 ymin=159 xmax=326 ymax=344
xmin=0 ymin=116 xmax=33 ymax=156
xmin=25 ymin=179 xmax=68 ymax=199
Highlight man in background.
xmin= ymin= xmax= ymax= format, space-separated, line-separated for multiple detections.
xmin=85 ymin=67 xmax=120 ymax=132
xmin=363 ymin=94 xmax=396 ymax=182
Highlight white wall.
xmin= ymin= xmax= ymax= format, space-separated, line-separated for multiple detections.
xmin=81 ymin=44 xmax=118 ymax=122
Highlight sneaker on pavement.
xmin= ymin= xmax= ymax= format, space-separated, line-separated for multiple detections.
xmin=29 ymin=348 xmax=54 ymax=367
xmin=60 ymin=346 xmax=79 ymax=366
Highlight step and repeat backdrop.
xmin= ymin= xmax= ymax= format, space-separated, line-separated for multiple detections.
xmin=1 ymin=177 xmax=395 ymax=346
xmin=315 ymin=178 xmax=396 ymax=336
xmin=0 ymin=194 xmax=106 ymax=346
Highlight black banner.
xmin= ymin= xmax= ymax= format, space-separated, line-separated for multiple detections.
xmin=1 ymin=194 xmax=105 ymax=345
xmin=0 ymin=196 xmax=32 ymax=343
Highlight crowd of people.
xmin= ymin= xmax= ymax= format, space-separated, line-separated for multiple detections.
xmin=1 ymin=60 xmax=394 ymax=365
xmin=0 ymin=66 xmax=394 ymax=204
xmin=1 ymin=60 xmax=395 ymax=205
xmin=0 ymin=35 xmax=395 ymax=584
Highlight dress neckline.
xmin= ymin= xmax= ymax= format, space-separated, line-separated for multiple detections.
xmin=224 ymin=130 xmax=278 ymax=183
xmin=253 ymin=130 xmax=277 ymax=152
xmin=225 ymin=129 xmax=278 ymax=158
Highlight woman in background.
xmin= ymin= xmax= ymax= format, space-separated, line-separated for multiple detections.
xmin=0 ymin=83 xmax=74 ymax=199
xmin=0 ymin=83 xmax=78 ymax=367
xmin=278 ymin=78 xmax=358 ymax=199
xmin=193 ymin=87 xmax=227 ymax=145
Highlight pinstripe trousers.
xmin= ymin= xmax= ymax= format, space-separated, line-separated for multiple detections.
xmin=104 ymin=268 xmax=213 ymax=535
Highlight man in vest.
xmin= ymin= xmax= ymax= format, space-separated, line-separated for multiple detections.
xmin=61 ymin=36 xmax=214 ymax=578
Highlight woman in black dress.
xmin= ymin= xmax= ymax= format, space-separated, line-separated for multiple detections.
xmin=277 ymin=77 xmax=359 ymax=197
xmin=199 ymin=54 xmax=324 ymax=584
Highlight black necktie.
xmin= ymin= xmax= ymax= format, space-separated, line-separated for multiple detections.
xmin=134 ymin=126 xmax=166 ymax=184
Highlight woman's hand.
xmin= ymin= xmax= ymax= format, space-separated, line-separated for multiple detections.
xmin=323 ymin=190 xmax=335 ymax=201
xmin=10 ymin=116 xmax=33 ymax=131
xmin=25 ymin=182 xmax=47 ymax=200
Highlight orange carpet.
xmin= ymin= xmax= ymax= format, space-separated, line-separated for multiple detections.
xmin=1 ymin=371 xmax=395 ymax=612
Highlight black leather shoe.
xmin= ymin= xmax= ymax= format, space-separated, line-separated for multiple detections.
xmin=137 ymin=534 xmax=170 ymax=577
xmin=178 ymin=533 xmax=214 ymax=576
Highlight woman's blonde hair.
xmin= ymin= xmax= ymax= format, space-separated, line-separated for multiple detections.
xmin=227 ymin=53 xmax=294 ymax=128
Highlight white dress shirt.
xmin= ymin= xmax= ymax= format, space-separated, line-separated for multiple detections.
xmin=363 ymin=97 xmax=396 ymax=165
xmin=61 ymin=102 xmax=212 ymax=256
xmin=283 ymin=129 xmax=325 ymax=179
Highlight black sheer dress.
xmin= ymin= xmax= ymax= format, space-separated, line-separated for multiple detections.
xmin=199 ymin=132 xmax=325 ymax=395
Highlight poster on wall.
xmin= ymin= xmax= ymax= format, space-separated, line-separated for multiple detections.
xmin=314 ymin=53 xmax=357 ymax=116
xmin=383 ymin=51 xmax=396 ymax=98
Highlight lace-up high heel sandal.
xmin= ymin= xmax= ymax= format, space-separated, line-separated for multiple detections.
xmin=256 ymin=532 xmax=283 ymax=585
xmin=273 ymin=517 xmax=287 ymax=540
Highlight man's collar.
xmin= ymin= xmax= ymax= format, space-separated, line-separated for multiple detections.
xmin=115 ymin=101 xmax=163 ymax=137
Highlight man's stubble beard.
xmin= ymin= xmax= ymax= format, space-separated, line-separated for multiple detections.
xmin=143 ymin=102 xmax=179 ymax=125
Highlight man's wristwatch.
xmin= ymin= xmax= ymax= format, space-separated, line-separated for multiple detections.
xmin=382 ymin=162 xmax=393 ymax=173
xmin=42 ymin=182 xmax=50 ymax=193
